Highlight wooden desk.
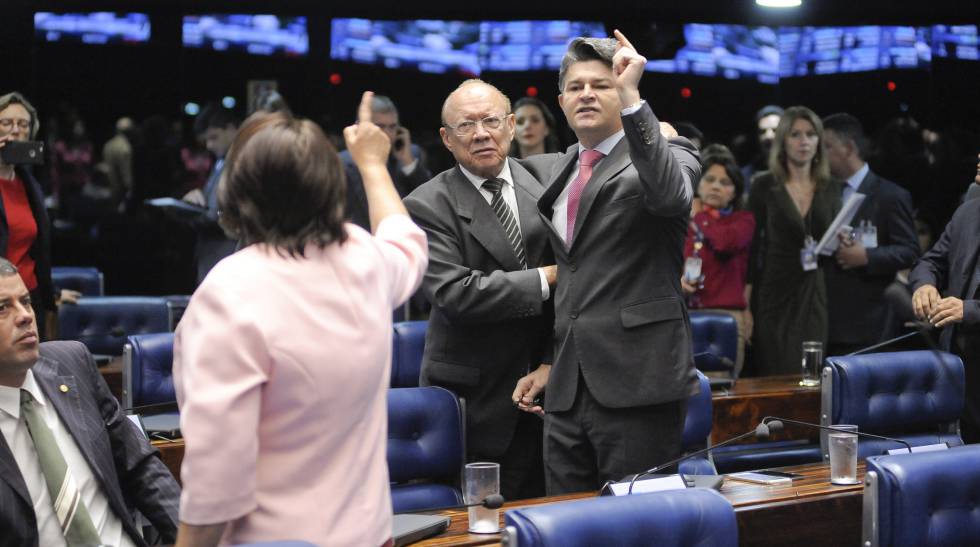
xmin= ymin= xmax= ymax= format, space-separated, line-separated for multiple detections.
xmin=414 ymin=461 xmax=864 ymax=547
xmin=152 ymin=438 xmax=185 ymax=484
xmin=711 ymin=375 xmax=821 ymax=444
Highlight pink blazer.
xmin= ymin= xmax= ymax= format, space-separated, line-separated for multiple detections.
xmin=174 ymin=215 xmax=427 ymax=545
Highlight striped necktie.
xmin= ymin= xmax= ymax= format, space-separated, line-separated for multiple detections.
xmin=20 ymin=390 xmax=102 ymax=546
xmin=482 ymin=178 xmax=527 ymax=269
xmin=566 ymin=149 xmax=605 ymax=244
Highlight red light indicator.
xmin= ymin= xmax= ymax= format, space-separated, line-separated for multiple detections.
xmin=526 ymin=86 xmax=539 ymax=97
xmin=886 ymin=81 xmax=897 ymax=92
xmin=680 ymin=87 xmax=692 ymax=99
xmin=329 ymin=73 xmax=342 ymax=86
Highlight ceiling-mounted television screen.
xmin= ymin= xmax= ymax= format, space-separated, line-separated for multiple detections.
xmin=183 ymin=15 xmax=309 ymax=57
xmin=645 ymin=24 xmax=780 ymax=84
xmin=779 ymin=26 xmax=931 ymax=77
xmin=479 ymin=20 xmax=606 ymax=71
xmin=34 ymin=12 xmax=150 ymax=45
xmin=931 ymin=25 xmax=978 ymax=61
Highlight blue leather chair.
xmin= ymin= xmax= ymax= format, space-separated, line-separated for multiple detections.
xmin=52 ymin=266 xmax=104 ymax=296
xmin=821 ymin=350 xmax=965 ymax=459
xmin=122 ymin=332 xmax=175 ymax=410
xmin=503 ymin=488 xmax=737 ymax=547
xmin=59 ymin=296 xmax=173 ymax=356
xmin=164 ymin=295 xmax=192 ymax=328
xmin=391 ymin=321 xmax=426 ymax=388
xmin=679 ymin=370 xmax=716 ymax=476
xmin=862 ymin=444 xmax=980 ymax=547
xmin=689 ymin=311 xmax=738 ymax=387
xmin=388 ymin=386 xmax=464 ymax=512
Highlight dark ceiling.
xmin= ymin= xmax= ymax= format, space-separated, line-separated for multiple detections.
xmin=16 ymin=0 xmax=980 ymax=25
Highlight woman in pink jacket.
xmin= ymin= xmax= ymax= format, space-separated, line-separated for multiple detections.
xmin=173 ymin=92 xmax=428 ymax=547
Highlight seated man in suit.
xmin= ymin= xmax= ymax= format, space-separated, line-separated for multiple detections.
xmin=513 ymin=32 xmax=701 ymax=494
xmin=822 ymin=113 xmax=919 ymax=355
xmin=343 ymin=95 xmax=432 ymax=230
xmin=0 ymin=258 xmax=179 ymax=547
xmin=404 ymin=80 xmax=556 ymax=500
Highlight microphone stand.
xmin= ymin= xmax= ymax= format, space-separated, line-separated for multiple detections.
xmin=762 ymin=416 xmax=913 ymax=454
xmin=626 ymin=422 xmax=770 ymax=495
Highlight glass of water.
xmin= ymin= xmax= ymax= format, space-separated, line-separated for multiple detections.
xmin=800 ymin=341 xmax=823 ymax=387
xmin=829 ymin=425 xmax=860 ymax=485
xmin=465 ymin=462 xmax=501 ymax=533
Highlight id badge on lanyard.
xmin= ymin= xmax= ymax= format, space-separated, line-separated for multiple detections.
xmin=800 ymin=235 xmax=818 ymax=272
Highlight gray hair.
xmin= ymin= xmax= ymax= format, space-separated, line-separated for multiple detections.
xmin=558 ymin=37 xmax=618 ymax=92
xmin=0 ymin=257 xmax=19 ymax=277
xmin=0 ymin=92 xmax=40 ymax=139
xmin=370 ymin=95 xmax=398 ymax=117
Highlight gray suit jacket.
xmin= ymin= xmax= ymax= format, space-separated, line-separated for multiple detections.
xmin=537 ymin=103 xmax=701 ymax=412
xmin=404 ymin=157 xmax=554 ymax=458
xmin=0 ymin=341 xmax=179 ymax=547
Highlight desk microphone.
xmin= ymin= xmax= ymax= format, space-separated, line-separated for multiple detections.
xmin=762 ymin=417 xmax=913 ymax=454
xmin=692 ymin=351 xmax=734 ymax=370
xmin=395 ymin=494 xmax=505 ymax=514
xmin=622 ymin=421 xmax=774 ymax=495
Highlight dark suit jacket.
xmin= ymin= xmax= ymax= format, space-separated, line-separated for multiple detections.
xmin=344 ymin=145 xmax=431 ymax=231
xmin=188 ymin=160 xmax=237 ymax=284
xmin=0 ymin=341 xmax=180 ymax=547
xmin=909 ymin=198 xmax=980 ymax=351
xmin=404 ymin=157 xmax=554 ymax=458
xmin=825 ymin=170 xmax=919 ymax=346
xmin=0 ymin=167 xmax=55 ymax=311
xmin=537 ymin=103 xmax=701 ymax=412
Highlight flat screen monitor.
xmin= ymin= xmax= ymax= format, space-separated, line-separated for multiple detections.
xmin=34 ymin=12 xmax=150 ymax=45
xmin=479 ymin=20 xmax=606 ymax=71
xmin=930 ymin=25 xmax=979 ymax=61
xmin=645 ymin=24 xmax=780 ymax=84
xmin=183 ymin=15 xmax=309 ymax=57
xmin=779 ymin=26 xmax=931 ymax=77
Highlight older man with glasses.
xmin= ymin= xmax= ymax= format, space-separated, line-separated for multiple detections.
xmin=403 ymin=79 xmax=557 ymax=501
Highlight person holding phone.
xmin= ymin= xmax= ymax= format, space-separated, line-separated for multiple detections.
xmin=340 ymin=95 xmax=431 ymax=230
xmin=0 ymin=91 xmax=79 ymax=340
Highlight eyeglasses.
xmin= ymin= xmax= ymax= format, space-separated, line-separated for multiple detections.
xmin=445 ymin=114 xmax=509 ymax=137
xmin=0 ymin=119 xmax=31 ymax=131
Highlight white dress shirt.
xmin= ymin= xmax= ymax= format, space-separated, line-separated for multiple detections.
xmin=0 ymin=370 xmax=135 ymax=547
xmin=843 ymin=162 xmax=870 ymax=203
xmin=459 ymin=162 xmax=550 ymax=300
xmin=551 ymin=129 xmax=626 ymax=244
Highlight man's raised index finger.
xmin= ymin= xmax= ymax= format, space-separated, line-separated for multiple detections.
xmin=357 ymin=91 xmax=374 ymax=124
xmin=613 ymin=29 xmax=636 ymax=51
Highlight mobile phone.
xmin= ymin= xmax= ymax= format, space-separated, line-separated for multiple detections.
xmin=0 ymin=140 xmax=45 ymax=165
xmin=727 ymin=471 xmax=793 ymax=485
xmin=393 ymin=127 xmax=407 ymax=152
xmin=758 ymin=470 xmax=803 ymax=479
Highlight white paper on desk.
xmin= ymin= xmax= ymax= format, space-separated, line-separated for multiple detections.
xmin=816 ymin=193 xmax=865 ymax=256
xmin=886 ymin=442 xmax=949 ymax=455
xmin=608 ymin=475 xmax=687 ymax=496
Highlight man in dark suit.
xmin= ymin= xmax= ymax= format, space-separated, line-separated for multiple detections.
xmin=343 ymin=95 xmax=432 ymax=230
xmin=181 ymin=105 xmax=240 ymax=285
xmin=822 ymin=113 xmax=919 ymax=355
xmin=512 ymin=32 xmax=701 ymax=494
xmin=404 ymin=80 xmax=555 ymax=500
xmin=0 ymin=258 xmax=179 ymax=547
xmin=910 ymin=196 xmax=980 ymax=443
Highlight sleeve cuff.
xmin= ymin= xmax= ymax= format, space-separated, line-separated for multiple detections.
xmin=538 ymin=268 xmax=550 ymax=301
xmin=620 ymin=100 xmax=646 ymax=115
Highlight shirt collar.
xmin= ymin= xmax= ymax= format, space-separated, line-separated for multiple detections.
xmin=460 ymin=160 xmax=514 ymax=192
xmin=577 ymin=129 xmax=625 ymax=158
xmin=846 ymin=163 xmax=869 ymax=192
xmin=0 ymin=370 xmax=45 ymax=420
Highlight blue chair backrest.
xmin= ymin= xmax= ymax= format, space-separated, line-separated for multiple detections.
xmin=504 ymin=488 xmax=737 ymax=547
xmin=52 ymin=266 xmax=104 ymax=297
xmin=387 ymin=387 xmax=464 ymax=512
xmin=689 ymin=311 xmax=738 ymax=374
xmin=123 ymin=332 xmax=175 ymax=410
xmin=822 ymin=350 xmax=964 ymax=458
xmin=679 ymin=370 xmax=716 ymax=475
xmin=864 ymin=445 xmax=980 ymax=547
xmin=59 ymin=297 xmax=173 ymax=356
xmin=391 ymin=321 xmax=426 ymax=388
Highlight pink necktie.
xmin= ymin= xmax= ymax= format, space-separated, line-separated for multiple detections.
xmin=566 ymin=149 xmax=605 ymax=243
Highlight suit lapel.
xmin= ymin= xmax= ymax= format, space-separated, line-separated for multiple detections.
xmin=31 ymin=358 xmax=112 ymax=497
xmin=570 ymin=137 xmax=632 ymax=245
xmin=853 ymin=170 xmax=879 ymax=220
xmin=0 ymin=430 xmax=32 ymax=509
xmin=510 ymin=159 xmax=547 ymax=264
xmin=962 ymin=201 xmax=980 ymax=299
xmin=538 ymin=145 xmax=580 ymax=252
xmin=450 ymin=167 xmax=524 ymax=271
